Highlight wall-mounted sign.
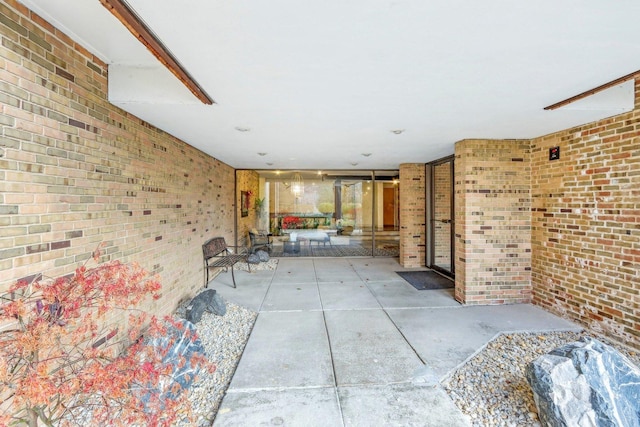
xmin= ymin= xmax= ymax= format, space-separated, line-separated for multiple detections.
xmin=549 ymin=146 xmax=560 ymax=161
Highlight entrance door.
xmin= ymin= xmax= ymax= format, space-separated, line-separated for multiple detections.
xmin=383 ymin=187 xmax=396 ymax=229
xmin=427 ymin=157 xmax=454 ymax=277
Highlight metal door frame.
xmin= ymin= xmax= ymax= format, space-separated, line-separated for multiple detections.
xmin=425 ymin=155 xmax=455 ymax=278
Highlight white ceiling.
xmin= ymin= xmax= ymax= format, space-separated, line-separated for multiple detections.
xmin=21 ymin=0 xmax=640 ymax=170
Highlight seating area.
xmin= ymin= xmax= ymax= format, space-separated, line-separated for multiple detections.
xmin=282 ymin=230 xmax=333 ymax=246
xmin=202 ymin=237 xmax=250 ymax=288
xmin=248 ymin=229 xmax=272 ymax=253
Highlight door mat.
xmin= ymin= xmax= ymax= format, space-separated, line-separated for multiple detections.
xmin=396 ymin=270 xmax=454 ymax=290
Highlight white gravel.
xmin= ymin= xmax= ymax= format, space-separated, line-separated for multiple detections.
xmin=175 ymin=300 xmax=257 ymax=427
xmin=442 ymin=331 xmax=640 ymax=427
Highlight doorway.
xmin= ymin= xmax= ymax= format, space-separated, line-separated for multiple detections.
xmin=426 ymin=156 xmax=454 ymax=277
xmin=382 ymin=186 xmax=397 ymax=230
xmin=241 ymin=169 xmax=400 ymax=257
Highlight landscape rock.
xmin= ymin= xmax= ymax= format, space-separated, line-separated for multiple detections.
xmin=144 ymin=318 xmax=206 ymax=401
xmin=526 ymin=337 xmax=640 ymax=427
xmin=186 ymin=290 xmax=226 ymax=322
xmin=247 ymin=253 xmax=260 ymax=264
xmin=185 ymin=293 xmax=208 ymax=323
xmin=256 ymin=250 xmax=270 ymax=262
xmin=208 ymin=291 xmax=226 ymax=316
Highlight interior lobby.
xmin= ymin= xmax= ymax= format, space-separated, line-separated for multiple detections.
xmin=238 ymin=169 xmax=402 ymax=258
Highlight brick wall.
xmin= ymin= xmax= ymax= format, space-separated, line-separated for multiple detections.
xmin=454 ymin=139 xmax=532 ymax=305
xmin=531 ymin=77 xmax=640 ymax=348
xmin=399 ymin=163 xmax=426 ymax=267
xmin=0 ymin=1 xmax=235 ymax=317
xmin=3 ymin=0 xmax=638 ymax=351
xmin=236 ymin=169 xmax=260 ymax=247
xmin=433 ymin=161 xmax=452 ymax=268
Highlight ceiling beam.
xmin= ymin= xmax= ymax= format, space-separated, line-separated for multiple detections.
xmin=100 ymin=0 xmax=214 ymax=105
xmin=544 ymin=70 xmax=640 ymax=111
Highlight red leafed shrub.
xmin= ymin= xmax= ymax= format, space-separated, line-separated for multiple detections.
xmin=281 ymin=216 xmax=301 ymax=229
xmin=0 ymin=247 xmax=209 ymax=427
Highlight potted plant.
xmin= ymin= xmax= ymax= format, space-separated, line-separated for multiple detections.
xmin=254 ymin=197 xmax=265 ymax=217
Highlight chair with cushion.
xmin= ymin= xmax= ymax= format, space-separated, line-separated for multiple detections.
xmin=248 ymin=229 xmax=272 ymax=253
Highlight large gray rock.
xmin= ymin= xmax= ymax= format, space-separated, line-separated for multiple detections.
xmin=208 ymin=290 xmax=226 ymax=316
xmin=526 ymin=337 xmax=640 ymax=427
xmin=185 ymin=292 xmax=208 ymax=323
xmin=256 ymin=249 xmax=270 ymax=262
xmin=185 ymin=289 xmax=226 ymax=322
xmin=247 ymin=253 xmax=260 ymax=264
xmin=142 ymin=318 xmax=206 ymax=402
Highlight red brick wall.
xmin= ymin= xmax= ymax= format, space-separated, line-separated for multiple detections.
xmin=454 ymin=139 xmax=532 ymax=305
xmin=531 ymin=77 xmax=640 ymax=348
xmin=0 ymin=1 xmax=235 ymax=316
xmin=399 ymin=163 xmax=426 ymax=267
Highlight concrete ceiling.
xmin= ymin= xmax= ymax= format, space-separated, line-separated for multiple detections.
xmin=21 ymin=0 xmax=640 ymax=170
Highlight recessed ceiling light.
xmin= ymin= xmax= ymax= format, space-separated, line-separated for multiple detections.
xmin=350 ymin=162 xmax=359 ymax=166
xmin=257 ymin=152 xmax=267 ymax=156
xmin=235 ymin=126 xmax=251 ymax=132
xmin=361 ymin=153 xmax=372 ymax=157
xmin=266 ymin=162 xmax=273 ymax=166
xmin=390 ymin=129 xmax=404 ymax=135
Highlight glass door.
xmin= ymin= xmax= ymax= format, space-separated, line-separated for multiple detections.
xmin=326 ymin=172 xmax=374 ymax=256
xmin=427 ymin=157 xmax=454 ymax=277
xmin=248 ymin=169 xmax=399 ymax=257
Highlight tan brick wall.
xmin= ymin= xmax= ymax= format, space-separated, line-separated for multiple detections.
xmin=454 ymin=139 xmax=532 ymax=305
xmin=0 ymin=1 xmax=235 ymax=317
xmin=433 ymin=161 xmax=452 ymax=267
xmin=399 ymin=163 xmax=426 ymax=267
xmin=236 ymin=170 xmax=260 ymax=247
xmin=531 ymin=77 xmax=640 ymax=348
xmin=3 ymin=0 xmax=638 ymax=351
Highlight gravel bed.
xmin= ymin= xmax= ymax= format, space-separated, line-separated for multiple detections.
xmin=442 ymin=331 xmax=640 ymax=427
xmin=175 ymin=299 xmax=257 ymax=426
xmin=233 ymin=258 xmax=278 ymax=272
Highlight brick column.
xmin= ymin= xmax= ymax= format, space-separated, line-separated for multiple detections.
xmin=399 ymin=164 xmax=426 ymax=267
xmin=454 ymin=139 xmax=532 ymax=305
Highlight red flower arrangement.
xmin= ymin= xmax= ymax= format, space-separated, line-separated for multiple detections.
xmin=281 ymin=216 xmax=301 ymax=229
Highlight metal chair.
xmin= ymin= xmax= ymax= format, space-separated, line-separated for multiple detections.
xmin=248 ymin=229 xmax=272 ymax=253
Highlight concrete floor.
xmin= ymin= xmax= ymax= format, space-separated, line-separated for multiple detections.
xmin=210 ymin=258 xmax=581 ymax=426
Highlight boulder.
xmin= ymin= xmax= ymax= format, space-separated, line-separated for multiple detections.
xmin=185 ymin=292 xmax=207 ymax=323
xmin=526 ymin=337 xmax=640 ymax=427
xmin=247 ymin=253 xmax=260 ymax=264
xmin=143 ymin=318 xmax=206 ymax=401
xmin=208 ymin=290 xmax=226 ymax=316
xmin=185 ymin=289 xmax=226 ymax=322
xmin=256 ymin=250 xmax=270 ymax=262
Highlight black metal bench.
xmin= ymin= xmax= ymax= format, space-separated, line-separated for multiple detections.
xmin=202 ymin=237 xmax=249 ymax=288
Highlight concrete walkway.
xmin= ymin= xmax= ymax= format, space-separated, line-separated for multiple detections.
xmin=210 ymin=258 xmax=580 ymax=426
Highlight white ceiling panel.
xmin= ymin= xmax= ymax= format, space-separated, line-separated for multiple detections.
xmin=19 ymin=0 xmax=640 ymax=169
